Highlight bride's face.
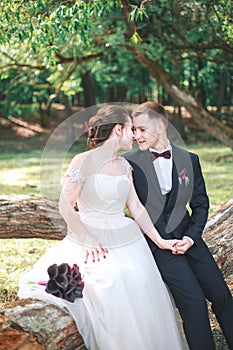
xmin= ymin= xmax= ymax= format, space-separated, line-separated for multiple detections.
xmin=119 ymin=116 xmax=134 ymax=150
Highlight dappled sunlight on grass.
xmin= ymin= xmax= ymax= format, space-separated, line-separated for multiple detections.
xmin=0 ymin=155 xmax=73 ymax=197
xmin=0 ymin=142 xmax=232 ymax=207
xmin=0 ymin=165 xmax=39 ymax=189
xmin=203 ymin=166 xmax=232 ymax=210
xmin=189 ymin=143 xmax=233 ymax=212
xmin=0 ymin=238 xmax=57 ymax=307
xmin=189 ymin=144 xmax=232 ymax=163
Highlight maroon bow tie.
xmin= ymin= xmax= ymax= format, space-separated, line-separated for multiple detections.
xmin=150 ymin=150 xmax=171 ymax=160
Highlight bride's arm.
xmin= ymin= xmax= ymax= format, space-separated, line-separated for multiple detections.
xmin=59 ymin=158 xmax=108 ymax=262
xmin=126 ymin=174 xmax=179 ymax=252
xmin=59 ymin=179 xmax=89 ymax=244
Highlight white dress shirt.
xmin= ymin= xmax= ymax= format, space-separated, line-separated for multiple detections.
xmin=149 ymin=142 xmax=172 ymax=196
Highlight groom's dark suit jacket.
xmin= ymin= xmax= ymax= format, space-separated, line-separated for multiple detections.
xmin=124 ymin=144 xmax=209 ymax=258
xmin=126 ymin=145 xmax=233 ymax=350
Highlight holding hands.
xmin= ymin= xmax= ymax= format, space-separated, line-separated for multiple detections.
xmin=157 ymin=237 xmax=193 ymax=254
xmin=172 ymin=237 xmax=193 ymax=255
xmin=157 ymin=238 xmax=181 ymax=253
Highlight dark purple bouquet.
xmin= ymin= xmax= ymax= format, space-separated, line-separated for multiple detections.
xmin=45 ymin=263 xmax=84 ymax=303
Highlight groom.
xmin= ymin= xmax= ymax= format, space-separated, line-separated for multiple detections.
xmin=124 ymin=101 xmax=233 ymax=350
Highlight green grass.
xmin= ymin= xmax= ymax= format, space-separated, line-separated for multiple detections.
xmin=0 ymin=238 xmax=57 ymax=306
xmin=0 ymin=157 xmax=41 ymax=196
xmin=0 ymin=141 xmax=231 ymax=208
xmin=0 ymin=151 xmax=78 ymax=197
xmin=188 ymin=142 xmax=233 ymax=212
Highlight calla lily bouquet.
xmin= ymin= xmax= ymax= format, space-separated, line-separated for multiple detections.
xmin=43 ymin=263 xmax=84 ymax=303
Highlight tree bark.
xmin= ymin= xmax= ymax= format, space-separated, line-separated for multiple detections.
xmin=0 ymin=299 xmax=86 ymax=350
xmin=203 ymin=196 xmax=233 ymax=278
xmin=0 ymin=195 xmax=66 ymax=240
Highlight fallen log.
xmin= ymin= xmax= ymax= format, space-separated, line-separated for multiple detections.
xmin=0 ymin=195 xmax=66 ymax=240
xmin=0 ymin=194 xmax=232 ymax=277
xmin=203 ymin=196 xmax=233 ymax=278
xmin=0 ymin=299 xmax=87 ymax=350
xmin=0 ymin=195 xmax=232 ymax=349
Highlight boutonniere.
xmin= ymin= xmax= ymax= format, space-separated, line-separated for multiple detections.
xmin=178 ymin=168 xmax=190 ymax=186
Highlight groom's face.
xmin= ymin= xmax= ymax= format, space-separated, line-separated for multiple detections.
xmin=133 ymin=113 xmax=163 ymax=151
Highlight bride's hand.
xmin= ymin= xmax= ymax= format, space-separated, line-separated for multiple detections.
xmin=84 ymin=244 xmax=109 ymax=263
xmin=157 ymin=238 xmax=180 ymax=253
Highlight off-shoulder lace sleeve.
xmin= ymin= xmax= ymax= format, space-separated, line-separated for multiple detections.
xmin=65 ymin=166 xmax=86 ymax=183
xmin=126 ymin=161 xmax=133 ymax=176
xmin=120 ymin=157 xmax=133 ymax=176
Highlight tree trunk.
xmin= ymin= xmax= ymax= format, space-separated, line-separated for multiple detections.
xmin=0 ymin=299 xmax=86 ymax=350
xmin=216 ymin=71 xmax=227 ymax=116
xmin=115 ymin=84 xmax=127 ymax=102
xmin=0 ymin=195 xmax=66 ymax=240
xmin=81 ymin=71 xmax=96 ymax=108
xmin=64 ymin=94 xmax=75 ymax=146
xmin=131 ymin=50 xmax=233 ymax=149
xmin=203 ymin=196 xmax=233 ymax=278
xmin=39 ymin=103 xmax=47 ymax=128
xmin=171 ymin=106 xmax=186 ymax=140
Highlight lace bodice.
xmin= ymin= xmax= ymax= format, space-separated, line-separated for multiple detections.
xmin=64 ymin=157 xmax=140 ymax=247
xmin=65 ymin=157 xmax=132 ymax=216
xmin=79 ymin=174 xmax=130 ymax=215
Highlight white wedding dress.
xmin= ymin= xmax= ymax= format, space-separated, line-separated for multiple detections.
xmin=18 ymin=159 xmax=185 ymax=350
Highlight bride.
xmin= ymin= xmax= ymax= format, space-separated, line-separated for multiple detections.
xmin=18 ymin=105 xmax=185 ymax=349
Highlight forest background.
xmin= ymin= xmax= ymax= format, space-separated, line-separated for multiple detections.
xmin=0 ymin=1 xmax=233 ymax=348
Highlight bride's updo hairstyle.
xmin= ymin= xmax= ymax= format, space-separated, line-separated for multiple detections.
xmin=87 ymin=105 xmax=129 ymax=149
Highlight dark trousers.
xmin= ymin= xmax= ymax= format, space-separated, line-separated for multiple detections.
xmin=153 ymin=246 xmax=233 ymax=350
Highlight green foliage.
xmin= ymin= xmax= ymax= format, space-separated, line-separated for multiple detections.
xmin=131 ymin=0 xmax=233 ymax=104
xmin=0 ymin=0 xmax=232 ymax=119
xmin=129 ymin=4 xmax=149 ymax=22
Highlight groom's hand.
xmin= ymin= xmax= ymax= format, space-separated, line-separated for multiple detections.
xmin=172 ymin=237 xmax=193 ymax=254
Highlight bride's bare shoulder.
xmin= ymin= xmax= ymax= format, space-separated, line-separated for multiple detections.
xmin=71 ymin=150 xmax=92 ymax=167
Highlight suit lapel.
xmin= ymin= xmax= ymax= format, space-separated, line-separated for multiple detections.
xmin=165 ymin=160 xmax=179 ymax=211
xmin=166 ymin=145 xmax=194 ymax=232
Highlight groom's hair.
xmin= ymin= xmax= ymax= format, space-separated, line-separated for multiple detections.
xmin=132 ymin=101 xmax=168 ymax=127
